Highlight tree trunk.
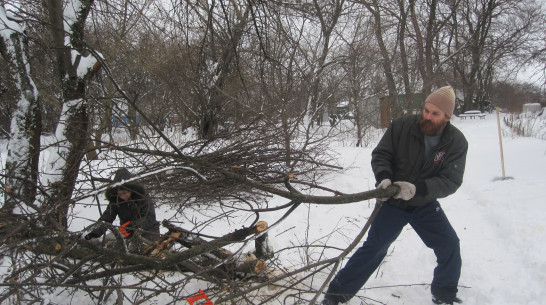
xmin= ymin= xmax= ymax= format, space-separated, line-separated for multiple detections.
xmin=43 ymin=0 xmax=96 ymax=229
xmin=0 ymin=6 xmax=42 ymax=213
xmin=363 ymin=0 xmax=399 ymax=116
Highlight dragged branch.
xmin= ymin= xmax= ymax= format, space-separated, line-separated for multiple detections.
xmin=1 ymin=218 xmax=273 ymax=286
xmin=220 ymin=169 xmax=400 ymax=204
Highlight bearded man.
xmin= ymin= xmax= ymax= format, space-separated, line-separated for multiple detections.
xmin=322 ymin=86 xmax=468 ymax=305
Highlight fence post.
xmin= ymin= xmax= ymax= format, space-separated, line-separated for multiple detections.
xmin=496 ymin=107 xmax=506 ymax=179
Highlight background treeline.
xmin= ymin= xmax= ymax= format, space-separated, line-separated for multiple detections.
xmin=1 ymin=0 xmax=545 ymax=139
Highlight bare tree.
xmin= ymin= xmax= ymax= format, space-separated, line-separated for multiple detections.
xmin=0 ymin=2 xmax=41 ymax=212
xmin=338 ymin=7 xmax=382 ymax=146
xmin=360 ymin=0 xmax=399 ymax=100
xmin=448 ymin=0 xmax=543 ymax=112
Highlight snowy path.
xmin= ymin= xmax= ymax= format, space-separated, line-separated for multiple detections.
xmin=450 ymin=115 xmax=546 ymax=305
xmin=324 ymin=114 xmax=546 ymax=305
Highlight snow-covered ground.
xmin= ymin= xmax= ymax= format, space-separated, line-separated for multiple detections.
xmin=298 ymin=112 xmax=546 ymax=305
xmin=1 ymin=111 xmax=545 ymax=304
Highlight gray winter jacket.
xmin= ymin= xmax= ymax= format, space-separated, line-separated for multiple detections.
xmin=89 ymin=182 xmax=160 ymax=241
xmin=371 ymin=114 xmax=468 ymax=209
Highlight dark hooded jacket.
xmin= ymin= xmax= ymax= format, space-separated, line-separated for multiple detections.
xmin=89 ymin=170 xmax=160 ymax=241
xmin=371 ymin=114 xmax=468 ymax=209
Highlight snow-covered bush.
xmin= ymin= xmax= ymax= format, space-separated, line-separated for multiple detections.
xmin=504 ymin=107 xmax=546 ymax=140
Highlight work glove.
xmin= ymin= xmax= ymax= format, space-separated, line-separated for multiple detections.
xmin=118 ymin=221 xmax=134 ymax=237
xmin=376 ymin=179 xmax=392 ymax=202
xmin=393 ymin=181 xmax=416 ymax=201
xmin=84 ymin=232 xmax=100 ymax=240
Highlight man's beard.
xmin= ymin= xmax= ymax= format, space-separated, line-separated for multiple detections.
xmin=419 ymin=117 xmax=447 ymax=136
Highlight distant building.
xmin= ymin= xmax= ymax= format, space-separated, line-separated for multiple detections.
xmin=523 ymin=103 xmax=541 ymax=113
xmin=112 ymin=113 xmax=141 ymax=127
xmin=346 ymin=91 xmax=479 ymax=128
xmin=355 ymin=93 xmax=424 ymax=128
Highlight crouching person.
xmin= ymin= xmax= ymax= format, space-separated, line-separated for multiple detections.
xmin=84 ymin=168 xmax=160 ymax=253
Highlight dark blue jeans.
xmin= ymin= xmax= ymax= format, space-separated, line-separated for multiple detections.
xmin=326 ymin=201 xmax=461 ymax=303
